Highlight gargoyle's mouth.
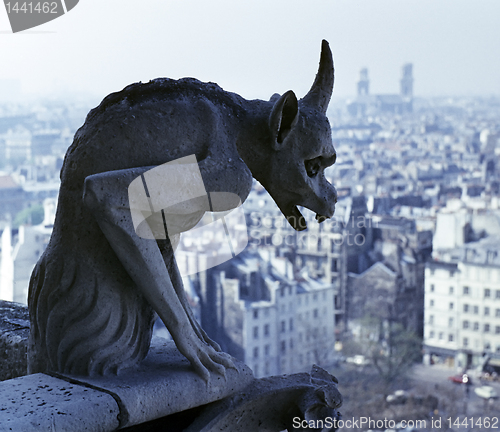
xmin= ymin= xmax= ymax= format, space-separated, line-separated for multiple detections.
xmin=284 ymin=206 xmax=330 ymax=231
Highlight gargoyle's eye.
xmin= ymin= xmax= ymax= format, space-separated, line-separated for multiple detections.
xmin=305 ymin=157 xmax=322 ymax=178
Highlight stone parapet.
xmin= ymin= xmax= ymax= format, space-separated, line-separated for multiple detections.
xmin=0 ymin=300 xmax=29 ymax=381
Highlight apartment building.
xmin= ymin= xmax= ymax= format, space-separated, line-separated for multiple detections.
xmin=423 ymin=236 xmax=500 ymax=372
xmin=196 ymin=249 xmax=338 ymax=378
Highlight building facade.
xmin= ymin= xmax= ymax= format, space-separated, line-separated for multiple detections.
xmin=424 ymin=236 xmax=500 ymax=372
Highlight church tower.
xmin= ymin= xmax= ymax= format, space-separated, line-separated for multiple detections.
xmin=400 ymin=63 xmax=413 ymax=98
xmin=357 ymin=68 xmax=369 ymax=96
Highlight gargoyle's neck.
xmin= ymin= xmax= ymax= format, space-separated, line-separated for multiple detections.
xmin=235 ymin=99 xmax=274 ymax=186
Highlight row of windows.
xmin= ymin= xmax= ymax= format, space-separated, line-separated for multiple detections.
xmin=429 ymin=284 xmax=500 ymax=299
xmin=428 ymin=331 xmax=500 ymax=352
xmin=462 ymin=321 xmax=500 ymax=333
xmin=428 ymin=300 xmax=500 ymax=318
xmin=463 ymin=305 xmax=500 ymax=317
xmin=428 ymin=331 xmax=454 ymax=341
xmin=462 ymin=338 xmax=500 ymax=352
xmin=253 ymin=344 xmax=272 ymax=358
xmin=252 ymin=338 xmax=298 ymax=359
xmin=253 ymin=324 xmax=271 ymax=339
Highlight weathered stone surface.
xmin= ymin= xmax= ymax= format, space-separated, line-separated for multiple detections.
xmin=28 ymin=40 xmax=337 ymax=382
xmin=60 ymin=337 xmax=254 ymax=429
xmin=0 ymin=373 xmax=120 ymax=432
xmin=0 ymin=300 xmax=29 ymax=381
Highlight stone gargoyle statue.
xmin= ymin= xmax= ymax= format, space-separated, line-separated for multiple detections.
xmin=27 ymin=40 xmax=338 ymax=380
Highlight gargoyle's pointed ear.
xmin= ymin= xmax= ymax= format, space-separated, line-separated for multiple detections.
xmin=269 ymin=90 xmax=299 ymax=151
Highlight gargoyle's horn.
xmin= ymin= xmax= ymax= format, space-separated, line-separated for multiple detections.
xmin=300 ymin=40 xmax=334 ymax=113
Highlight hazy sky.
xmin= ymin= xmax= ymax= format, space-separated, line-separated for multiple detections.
xmin=1 ymin=0 xmax=499 ymax=102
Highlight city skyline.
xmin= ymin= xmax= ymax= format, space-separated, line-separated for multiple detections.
xmin=0 ymin=0 xmax=499 ymax=102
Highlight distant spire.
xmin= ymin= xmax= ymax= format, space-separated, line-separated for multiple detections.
xmin=357 ymin=68 xmax=369 ymax=96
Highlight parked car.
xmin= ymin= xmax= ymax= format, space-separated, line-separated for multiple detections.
xmin=345 ymin=355 xmax=370 ymax=366
xmin=474 ymin=385 xmax=498 ymax=399
xmin=448 ymin=373 xmax=471 ymax=385
xmin=386 ymin=390 xmax=409 ymax=405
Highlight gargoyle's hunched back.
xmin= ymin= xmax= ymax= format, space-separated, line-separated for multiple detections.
xmin=27 ymin=78 xmax=246 ymax=376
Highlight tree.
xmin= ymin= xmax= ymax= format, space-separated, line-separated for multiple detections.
xmin=368 ymin=320 xmax=422 ymax=395
xmin=13 ymin=205 xmax=45 ymax=228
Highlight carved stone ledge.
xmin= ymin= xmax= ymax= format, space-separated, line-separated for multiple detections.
xmin=0 ymin=373 xmax=121 ymax=431
xmin=56 ymin=336 xmax=254 ymax=429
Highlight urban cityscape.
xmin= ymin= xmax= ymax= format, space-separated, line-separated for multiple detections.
xmin=1 ymin=64 xmax=500 ymax=427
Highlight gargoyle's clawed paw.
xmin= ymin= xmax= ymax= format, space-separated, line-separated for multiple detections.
xmin=211 ymin=351 xmax=237 ymax=371
xmin=175 ymin=329 xmax=236 ymax=383
xmin=199 ymin=327 xmax=222 ymax=352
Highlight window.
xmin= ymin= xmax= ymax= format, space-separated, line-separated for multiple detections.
xmin=253 ymin=326 xmax=259 ymax=339
xmin=463 ymin=286 xmax=470 ymax=295
xmin=485 ymin=288 xmax=491 ymax=298
xmin=473 ymin=306 xmax=479 ymax=314
xmin=463 ymin=320 xmax=469 ymax=329
xmin=429 ymin=315 xmax=434 ymax=325
xmin=264 ymin=344 xmax=270 ymax=356
xmin=485 ymin=342 xmax=491 ymax=350
xmin=281 ymin=321 xmax=286 ymax=333
xmin=473 ymin=322 xmax=479 ymax=331
xmin=313 ymin=293 xmax=318 ymax=302
xmin=449 ymin=302 xmax=454 ymax=310
xmin=484 ymin=324 xmax=490 ymax=333
xmin=438 ymin=332 xmax=444 ymax=340
xmin=485 ymin=307 xmax=490 ymax=316
xmin=313 ymin=309 xmax=319 ymax=318
xmin=495 ymin=326 xmax=500 ymax=335
xmin=290 ymin=338 xmax=294 ymax=349
xmin=253 ymin=347 xmax=259 ymax=358
xmin=448 ymin=317 xmax=454 ymax=327
xmin=449 ymin=286 xmax=454 ymax=294
xmin=429 ymin=331 xmax=435 ymax=338
xmin=463 ymin=337 xmax=469 ymax=347
xmin=264 ymin=324 xmax=270 ymax=337
xmin=430 ymin=299 xmax=434 ymax=307
xmin=253 ymin=309 xmax=258 ymax=319
xmin=463 ymin=304 xmax=469 ymax=313
xmin=289 ymin=318 xmax=294 ymax=331
xmin=430 ymin=284 xmax=435 ymax=292
xmin=496 ymin=290 xmax=500 ymax=299
xmin=449 ymin=334 xmax=454 ymax=342
xmin=281 ymin=340 xmax=286 ymax=353
xmin=496 ymin=309 xmax=500 ymax=318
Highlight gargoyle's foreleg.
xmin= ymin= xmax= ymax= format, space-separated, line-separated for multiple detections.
xmin=83 ymin=167 xmax=233 ymax=381
xmin=157 ymin=237 xmax=221 ymax=352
